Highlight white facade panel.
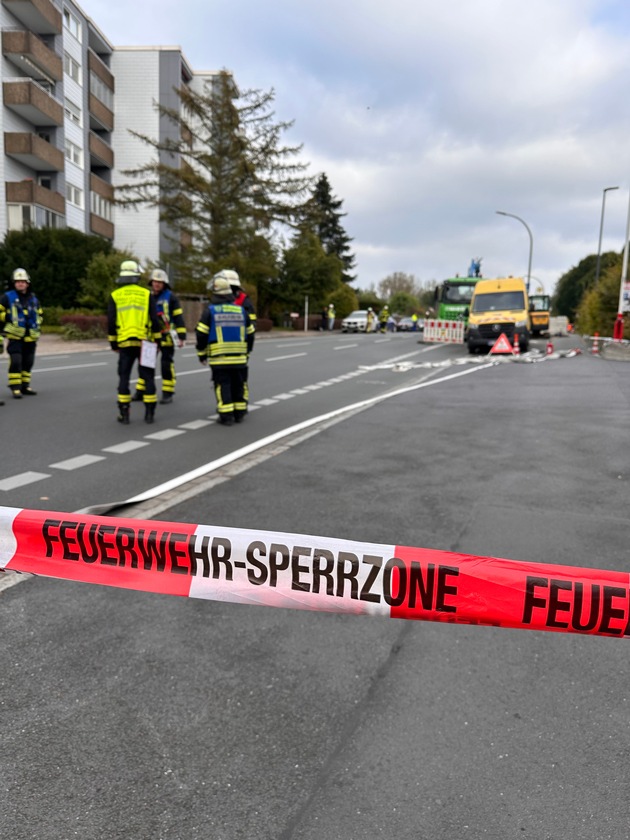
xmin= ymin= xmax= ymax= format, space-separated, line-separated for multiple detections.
xmin=111 ymin=49 xmax=160 ymax=262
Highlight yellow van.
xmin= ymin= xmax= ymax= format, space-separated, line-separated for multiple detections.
xmin=466 ymin=277 xmax=531 ymax=354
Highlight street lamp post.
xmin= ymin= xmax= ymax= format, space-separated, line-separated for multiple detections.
xmin=495 ymin=211 xmax=533 ymax=293
xmin=594 ymin=186 xmax=619 ymax=287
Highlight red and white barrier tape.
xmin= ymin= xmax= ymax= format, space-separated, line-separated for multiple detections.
xmin=1 ymin=506 xmax=629 ymax=638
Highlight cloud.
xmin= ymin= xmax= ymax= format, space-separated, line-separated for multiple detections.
xmin=80 ymin=0 xmax=630 ymax=295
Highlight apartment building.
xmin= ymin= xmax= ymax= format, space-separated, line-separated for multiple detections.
xmin=0 ymin=0 xmax=115 ymax=242
xmin=1 ymin=2 xmax=224 ymax=275
xmin=110 ymin=45 xmax=194 ymax=269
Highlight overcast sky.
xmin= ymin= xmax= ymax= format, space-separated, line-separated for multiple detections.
xmin=81 ymin=0 xmax=630 ymax=295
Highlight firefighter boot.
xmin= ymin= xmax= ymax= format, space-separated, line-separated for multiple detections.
xmin=144 ymin=404 xmax=156 ymax=424
xmin=117 ymin=403 xmax=130 ymax=425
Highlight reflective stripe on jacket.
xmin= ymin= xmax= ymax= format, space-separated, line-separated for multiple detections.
xmin=196 ymin=303 xmax=252 ymax=366
xmin=2 ymin=289 xmax=42 ymax=341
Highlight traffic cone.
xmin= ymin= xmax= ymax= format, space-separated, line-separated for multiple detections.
xmin=546 ymin=340 xmax=554 ymax=355
xmin=513 ymin=333 xmax=520 ymax=357
xmin=592 ymin=332 xmax=600 ymax=355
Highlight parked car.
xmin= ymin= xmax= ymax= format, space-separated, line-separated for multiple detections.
xmin=396 ymin=316 xmax=424 ymax=332
xmin=341 ymin=310 xmax=368 ymax=332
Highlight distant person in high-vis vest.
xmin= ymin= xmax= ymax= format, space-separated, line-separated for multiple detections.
xmin=195 ymin=276 xmax=255 ymax=426
xmin=107 ymin=260 xmax=162 ymax=425
xmin=132 ymin=268 xmax=187 ymax=405
xmin=0 ymin=268 xmax=42 ymax=400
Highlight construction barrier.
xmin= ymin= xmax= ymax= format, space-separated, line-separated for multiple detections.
xmin=423 ymin=320 xmax=465 ymax=344
xmin=1 ymin=506 xmax=629 ymax=638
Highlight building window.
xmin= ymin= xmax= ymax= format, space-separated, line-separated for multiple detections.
xmin=64 ymin=138 xmax=83 ymax=167
xmin=89 ymin=73 xmax=113 ymax=110
xmin=66 ymin=183 xmax=83 ymax=208
xmin=63 ymin=52 xmax=81 ymax=84
xmin=64 ymin=99 xmax=81 ymax=126
xmin=7 ymin=205 xmax=33 ymax=231
xmin=63 ymin=9 xmax=81 ymax=41
xmin=90 ymin=191 xmax=112 ymax=221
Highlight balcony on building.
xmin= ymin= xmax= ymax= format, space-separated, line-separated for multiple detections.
xmin=2 ymin=29 xmax=62 ymax=81
xmin=88 ymin=48 xmax=114 ymax=90
xmin=89 ymin=172 xmax=114 ymax=239
xmin=6 ymin=178 xmax=65 ymax=214
xmin=1 ymin=0 xmax=61 ymax=35
xmin=3 ymin=77 xmax=63 ymax=125
xmin=89 ymin=131 xmax=113 ymax=169
xmin=4 ymin=131 xmax=64 ymax=171
xmin=88 ymin=93 xmax=113 ymax=132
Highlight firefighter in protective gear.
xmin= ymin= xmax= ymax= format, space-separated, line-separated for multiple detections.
xmin=217 ymin=269 xmax=256 ymax=405
xmin=0 ymin=268 xmax=42 ymax=399
xmin=378 ymin=304 xmax=389 ymax=334
xmin=132 ymin=268 xmax=187 ymax=405
xmin=196 ymin=276 xmax=254 ymax=426
xmin=107 ymin=260 xmax=162 ymax=425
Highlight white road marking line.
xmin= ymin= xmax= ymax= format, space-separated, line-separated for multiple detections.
xmin=255 ymin=398 xmax=278 ymax=406
xmin=36 ymin=362 xmax=109 ymax=374
xmin=144 ymin=429 xmax=187 ymax=441
xmin=102 ymin=441 xmax=151 ymax=454
xmin=334 ymin=344 xmax=358 ymax=350
xmin=290 ymin=388 xmax=309 ymax=395
xmin=0 ymin=472 xmax=50 ymax=492
xmin=120 ymin=362 xmax=495 ymax=506
xmin=272 ymin=393 xmax=295 ymax=400
xmin=178 ymin=419 xmax=213 ymax=430
xmin=49 ymin=454 xmax=106 ymax=470
xmin=264 ymin=352 xmax=308 ymax=362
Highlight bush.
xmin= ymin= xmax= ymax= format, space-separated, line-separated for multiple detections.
xmin=59 ymin=314 xmax=108 ymax=340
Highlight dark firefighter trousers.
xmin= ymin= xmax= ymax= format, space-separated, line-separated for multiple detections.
xmin=7 ymin=339 xmax=37 ymax=392
xmin=212 ymin=365 xmax=247 ymax=418
xmin=117 ymin=346 xmax=157 ymax=405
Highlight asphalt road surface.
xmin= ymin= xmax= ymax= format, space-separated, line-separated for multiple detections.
xmin=2 ymin=332 xmax=630 ymax=840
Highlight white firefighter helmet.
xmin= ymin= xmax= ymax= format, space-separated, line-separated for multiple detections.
xmin=119 ymin=259 xmax=142 ymax=277
xmin=210 ymin=277 xmax=233 ymax=296
xmin=12 ymin=268 xmax=30 ymax=283
xmin=209 ymin=268 xmax=241 ymax=289
xmin=149 ymin=268 xmax=169 ymax=286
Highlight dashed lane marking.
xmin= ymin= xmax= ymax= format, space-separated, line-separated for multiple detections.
xmin=49 ymin=454 xmax=106 ymax=470
xmin=102 ymin=441 xmax=151 ymax=454
xmin=264 ymin=352 xmax=308 ymax=362
xmin=144 ymin=429 xmax=187 ymax=441
xmin=178 ymin=419 xmax=213 ymax=430
xmin=0 ymin=472 xmax=51 ymax=491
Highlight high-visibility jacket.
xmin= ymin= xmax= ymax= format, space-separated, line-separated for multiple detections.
xmin=196 ymin=301 xmax=254 ymax=366
xmin=107 ymin=281 xmax=161 ymax=347
xmin=1 ymin=289 xmax=42 ymax=341
xmin=154 ymin=289 xmax=187 ymax=347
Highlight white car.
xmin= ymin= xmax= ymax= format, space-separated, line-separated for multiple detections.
xmin=341 ymin=310 xmax=368 ymax=332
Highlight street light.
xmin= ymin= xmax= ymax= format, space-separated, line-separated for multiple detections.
xmin=496 ymin=211 xmax=533 ymax=293
xmin=594 ymin=186 xmax=619 ymax=287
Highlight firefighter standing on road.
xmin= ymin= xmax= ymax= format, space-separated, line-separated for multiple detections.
xmin=196 ymin=275 xmax=254 ymax=426
xmin=132 ymin=268 xmax=187 ymax=405
xmin=107 ymin=260 xmax=162 ymax=425
xmin=378 ymin=304 xmax=390 ymax=334
xmin=221 ymin=269 xmax=256 ymax=406
xmin=0 ymin=268 xmax=42 ymax=399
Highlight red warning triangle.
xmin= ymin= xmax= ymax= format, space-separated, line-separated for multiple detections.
xmin=489 ymin=333 xmax=514 ymax=354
